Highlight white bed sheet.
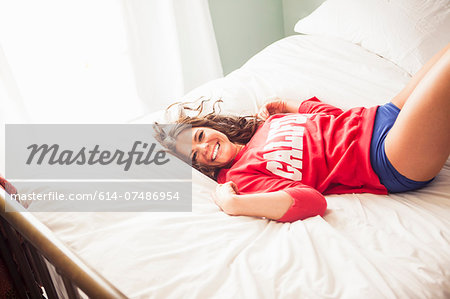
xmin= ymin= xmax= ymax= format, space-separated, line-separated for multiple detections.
xmin=29 ymin=35 xmax=450 ymax=298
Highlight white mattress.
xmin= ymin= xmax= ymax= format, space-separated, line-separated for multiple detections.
xmin=29 ymin=35 xmax=450 ymax=298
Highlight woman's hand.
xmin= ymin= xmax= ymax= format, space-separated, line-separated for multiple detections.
xmin=212 ymin=181 xmax=239 ymax=216
xmin=257 ymin=97 xmax=300 ymax=120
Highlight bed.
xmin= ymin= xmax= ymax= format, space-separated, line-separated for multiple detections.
xmin=2 ymin=0 xmax=450 ymax=298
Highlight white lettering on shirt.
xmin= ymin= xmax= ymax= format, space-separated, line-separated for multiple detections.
xmin=266 ymin=161 xmax=302 ymax=181
xmin=262 ymin=115 xmax=309 ymax=181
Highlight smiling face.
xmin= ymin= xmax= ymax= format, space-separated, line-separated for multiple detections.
xmin=175 ymin=127 xmax=242 ymax=168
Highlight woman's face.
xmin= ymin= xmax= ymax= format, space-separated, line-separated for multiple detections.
xmin=175 ymin=127 xmax=241 ymax=168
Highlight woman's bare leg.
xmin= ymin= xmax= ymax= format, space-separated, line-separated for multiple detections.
xmin=385 ymin=47 xmax=450 ymax=181
xmin=391 ymin=44 xmax=450 ymax=109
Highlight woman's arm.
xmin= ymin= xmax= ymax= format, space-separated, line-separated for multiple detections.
xmin=212 ymin=182 xmax=293 ymax=220
xmin=257 ymin=98 xmax=301 ymax=120
xmin=212 ymin=181 xmax=327 ymax=222
xmin=257 ymin=97 xmax=343 ymax=120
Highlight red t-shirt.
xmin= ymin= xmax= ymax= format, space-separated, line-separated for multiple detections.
xmin=217 ymin=97 xmax=387 ymax=222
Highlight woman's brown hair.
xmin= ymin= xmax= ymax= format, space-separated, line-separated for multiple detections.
xmin=154 ymin=99 xmax=263 ymax=180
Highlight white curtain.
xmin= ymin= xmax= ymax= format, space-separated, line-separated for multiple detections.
xmin=0 ymin=0 xmax=223 ymax=124
xmin=0 ymin=0 xmax=223 ymax=173
xmin=123 ymin=0 xmax=223 ymax=112
xmin=0 ymin=44 xmax=30 ymax=174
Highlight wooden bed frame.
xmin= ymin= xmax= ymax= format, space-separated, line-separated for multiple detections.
xmin=0 ymin=192 xmax=127 ymax=298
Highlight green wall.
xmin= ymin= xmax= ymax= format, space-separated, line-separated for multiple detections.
xmin=282 ymin=0 xmax=324 ymax=36
xmin=208 ymin=0 xmax=325 ymax=75
xmin=208 ymin=0 xmax=284 ymax=75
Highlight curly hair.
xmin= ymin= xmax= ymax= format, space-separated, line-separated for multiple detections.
xmin=154 ymin=99 xmax=262 ymax=180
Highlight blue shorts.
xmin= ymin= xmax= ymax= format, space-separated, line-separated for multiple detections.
xmin=370 ymin=103 xmax=433 ymax=193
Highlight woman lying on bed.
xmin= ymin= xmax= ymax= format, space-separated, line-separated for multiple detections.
xmin=157 ymin=44 xmax=450 ymax=223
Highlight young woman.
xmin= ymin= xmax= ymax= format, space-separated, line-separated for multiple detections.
xmin=157 ymin=44 xmax=450 ymax=223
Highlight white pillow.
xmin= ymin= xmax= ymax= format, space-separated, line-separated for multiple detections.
xmin=294 ymin=0 xmax=450 ymax=75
